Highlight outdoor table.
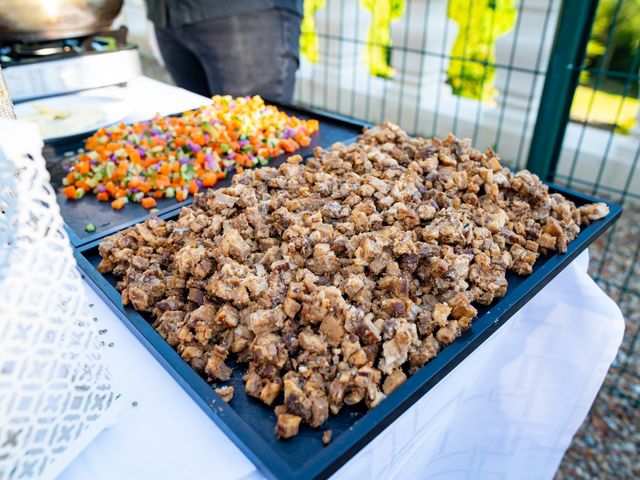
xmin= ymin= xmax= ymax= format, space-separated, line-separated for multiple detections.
xmin=58 ymin=77 xmax=624 ymax=480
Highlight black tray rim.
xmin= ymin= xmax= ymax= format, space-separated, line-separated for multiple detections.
xmin=74 ymin=185 xmax=622 ymax=480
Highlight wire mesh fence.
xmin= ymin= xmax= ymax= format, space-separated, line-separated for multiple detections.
xmin=293 ymin=0 xmax=639 ymax=475
xmin=551 ymin=0 xmax=640 ymax=407
xmin=294 ymin=0 xmax=558 ymax=170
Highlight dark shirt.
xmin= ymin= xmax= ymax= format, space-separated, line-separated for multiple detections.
xmin=146 ymin=0 xmax=303 ymax=28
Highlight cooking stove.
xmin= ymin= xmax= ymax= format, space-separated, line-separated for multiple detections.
xmin=1 ymin=27 xmax=140 ymax=102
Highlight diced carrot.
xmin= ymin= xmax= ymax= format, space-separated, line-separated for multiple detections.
xmin=294 ymin=131 xmax=311 ymax=147
xmin=95 ymin=145 xmax=107 ymax=158
xmin=160 ymin=163 xmax=170 ymax=175
xmin=111 ymin=199 xmax=125 ymax=210
xmin=141 ymin=197 xmax=157 ymax=209
xmin=76 ymin=161 xmax=90 ymax=174
xmin=66 ymin=172 xmax=75 ymax=184
xmin=128 ymin=177 xmax=141 ymax=189
xmin=142 ymin=157 xmax=157 ymax=168
xmin=237 ymin=166 xmax=244 ymax=174
xmin=114 ymin=160 xmax=129 ymax=178
xmin=176 ymin=189 xmax=187 ymax=202
xmin=75 ymin=180 xmax=91 ymax=191
xmin=192 ymin=132 xmax=205 ymax=146
xmin=106 ymin=142 xmax=120 ymax=152
xmin=63 ymin=185 xmax=76 ymax=199
xmin=152 ymin=190 xmax=165 ymax=199
xmin=269 ymin=147 xmax=281 ymax=157
xmin=201 ymin=172 xmax=217 ymax=188
xmin=216 ymin=171 xmax=226 ymax=179
xmin=85 ymin=137 xmax=99 ymax=150
xmin=235 ymin=154 xmax=247 ymax=166
xmin=188 ymin=180 xmax=199 ymax=195
xmin=129 ymin=149 xmax=141 ymax=164
xmin=114 ymin=189 xmax=126 ymax=198
xmin=280 ymin=138 xmax=299 ymax=153
xmin=138 ymin=182 xmax=151 ymax=193
xmin=155 ymin=176 xmax=170 ymax=189
xmin=97 ymin=192 xmax=109 ymax=202
xmin=105 ymin=181 xmax=116 ymax=196
xmin=171 ymin=161 xmax=180 ymax=172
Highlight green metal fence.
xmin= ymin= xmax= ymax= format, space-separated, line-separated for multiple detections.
xmin=293 ymin=0 xmax=639 ymax=413
xmin=548 ymin=0 xmax=640 ymax=406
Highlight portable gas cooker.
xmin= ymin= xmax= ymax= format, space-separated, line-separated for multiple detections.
xmin=1 ymin=26 xmax=140 ymax=102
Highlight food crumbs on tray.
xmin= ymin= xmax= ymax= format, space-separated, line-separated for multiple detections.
xmin=322 ymin=430 xmax=333 ymax=446
xmin=63 ymin=95 xmax=319 ymax=210
xmin=97 ymin=123 xmax=609 ymax=439
xmin=85 ymin=223 xmax=96 ymax=232
xmin=215 ymin=385 xmax=234 ymax=403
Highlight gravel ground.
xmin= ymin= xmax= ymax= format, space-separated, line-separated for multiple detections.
xmin=134 ymin=43 xmax=639 ymax=479
xmin=556 ymin=202 xmax=640 ymax=480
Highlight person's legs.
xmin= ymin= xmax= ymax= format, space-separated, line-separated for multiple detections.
xmin=153 ymin=25 xmax=211 ymax=97
xmin=180 ymin=10 xmax=302 ymax=103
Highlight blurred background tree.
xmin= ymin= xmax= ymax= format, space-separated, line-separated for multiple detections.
xmin=300 ymin=0 xmax=326 ymax=64
xmin=360 ymin=0 xmax=405 ymax=78
xmin=571 ymin=0 xmax=640 ymax=134
xmin=583 ymin=0 xmax=640 ymax=91
xmin=446 ymin=0 xmax=517 ymax=101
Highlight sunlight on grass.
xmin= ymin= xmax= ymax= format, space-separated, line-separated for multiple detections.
xmin=570 ymin=85 xmax=639 ymax=134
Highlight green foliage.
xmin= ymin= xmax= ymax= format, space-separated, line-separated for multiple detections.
xmin=571 ymin=85 xmax=639 ymax=134
xmin=360 ymin=0 xmax=405 ymax=78
xmin=584 ymin=0 xmax=640 ymax=92
xmin=447 ymin=0 xmax=517 ymax=101
xmin=300 ymin=0 xmax=325 ymax=64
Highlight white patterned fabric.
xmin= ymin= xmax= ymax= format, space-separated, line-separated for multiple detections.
xmin=0 ymin=120 xmax=121 ymax=480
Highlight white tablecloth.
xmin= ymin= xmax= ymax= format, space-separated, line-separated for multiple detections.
xmin=59 ymin=77 xmax=624 ymax=480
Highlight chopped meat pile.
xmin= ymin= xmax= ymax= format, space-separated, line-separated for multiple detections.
xmin=98 ymin=123 xmax=609 ymax=439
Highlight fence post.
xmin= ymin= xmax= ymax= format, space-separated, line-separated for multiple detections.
xmin=525 ymin=0 xmax=599 ymax=180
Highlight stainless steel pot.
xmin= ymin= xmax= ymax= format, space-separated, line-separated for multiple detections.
xmin=0 ymin=0 xmax=124 ymax=42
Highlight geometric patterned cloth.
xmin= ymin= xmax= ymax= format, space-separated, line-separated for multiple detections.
xmin=0 ymin=120 xmax=121 ymax=480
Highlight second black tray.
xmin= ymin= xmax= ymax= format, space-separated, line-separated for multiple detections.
xmin=74 ymin=182 xmax=621 ymax=480
xmin=44 ymin=104 xmax=367 ymax=247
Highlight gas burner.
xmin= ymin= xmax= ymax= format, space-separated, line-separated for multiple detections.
xmin=0 ymin=27 xmax=129 ymax=65
xmin=14 ymin=40 xmax=79 ymax=57
xmin=1 ymin=26 xmax=140 ymax=102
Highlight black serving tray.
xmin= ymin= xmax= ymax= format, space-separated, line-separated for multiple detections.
xmin=44 ymin=104 xmax=367 ymax=247
xmin=74 ymin=180 xmax=621 ymax=479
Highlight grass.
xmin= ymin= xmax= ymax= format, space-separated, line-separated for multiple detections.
xmin=570 ymin=85 xmax=639 ymax=134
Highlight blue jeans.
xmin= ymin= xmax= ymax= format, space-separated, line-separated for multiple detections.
xmin=154 ymin=9 xmax=301 ymax=103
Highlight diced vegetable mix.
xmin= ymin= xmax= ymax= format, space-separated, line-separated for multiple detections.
xmin=63 ymin=95 xmax=319 ymax=210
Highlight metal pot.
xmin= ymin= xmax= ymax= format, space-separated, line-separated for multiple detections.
xmin=0 ymin=0 xmax=124 ymax=42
